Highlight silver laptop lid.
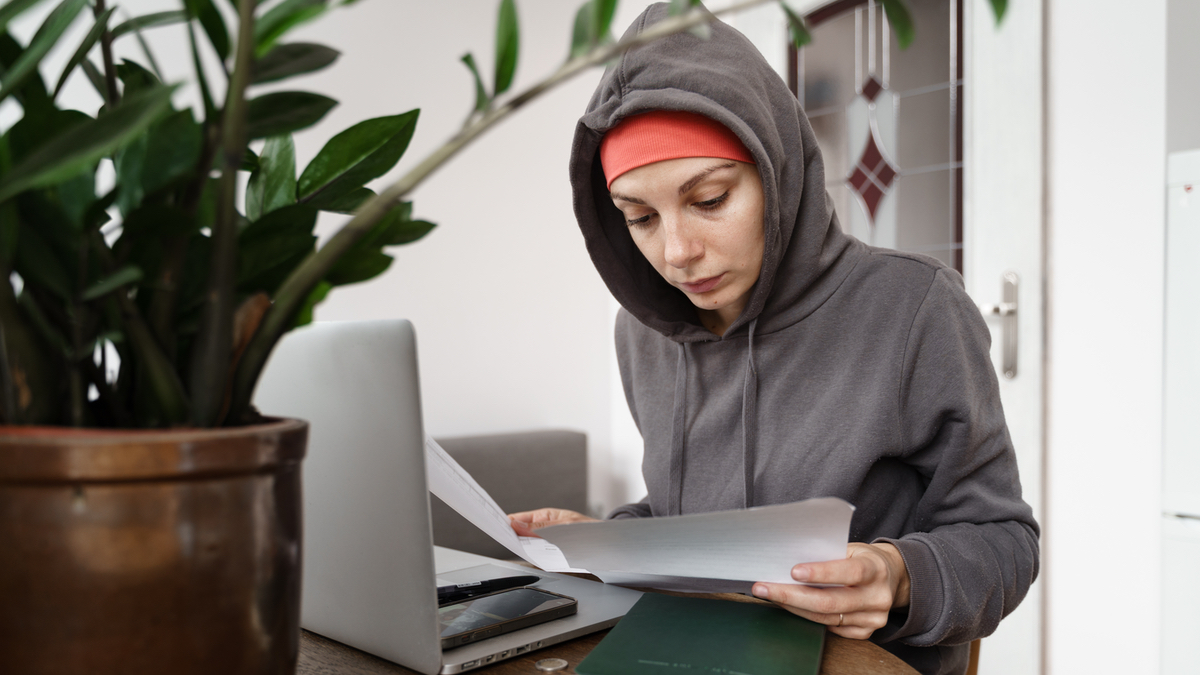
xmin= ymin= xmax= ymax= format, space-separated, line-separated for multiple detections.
xmin=255 ymin=320 xmax=442 ymax=674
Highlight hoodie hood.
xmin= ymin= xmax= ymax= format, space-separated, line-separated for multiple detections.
xmin=570 ymin=3 xmax=861 ymax=341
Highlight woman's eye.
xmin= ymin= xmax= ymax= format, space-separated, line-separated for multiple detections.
xmin=627 ymin=214 xmax=654 ymax=228
xmin=695 ymin=192 xmax=729 ymax=210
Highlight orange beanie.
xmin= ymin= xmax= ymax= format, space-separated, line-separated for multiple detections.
xmin=599 ymin=110 xmax=755 ymax=189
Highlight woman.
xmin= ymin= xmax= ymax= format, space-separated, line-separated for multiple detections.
xmin=510 ymin=5 xmax=1038 ymax=675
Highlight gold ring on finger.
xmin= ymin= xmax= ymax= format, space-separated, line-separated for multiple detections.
xmin=837 ymin=614 xmax=844 ymax=627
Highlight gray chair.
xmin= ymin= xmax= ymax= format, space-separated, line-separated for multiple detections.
xmin=430 ymin=429 xmax=588 ymax=559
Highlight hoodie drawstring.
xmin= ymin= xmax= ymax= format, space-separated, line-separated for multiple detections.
xmin=667 ymin=343 xmax=689 ymax=515
xmin=665 ymin=320 xmax=760 ymax=516
xmin=741 ymin=319 xmax=759 ymax=509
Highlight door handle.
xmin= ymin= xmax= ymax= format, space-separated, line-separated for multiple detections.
xmin=978 ymin=272 xmax=1019 ymax=379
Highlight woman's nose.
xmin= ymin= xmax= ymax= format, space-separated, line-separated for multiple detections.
xmin=662 ymin=216 xmax=702 ymax=269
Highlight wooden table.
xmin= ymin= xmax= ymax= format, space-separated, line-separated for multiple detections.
xmin=297 ymin=591 xmax=919 ymax=675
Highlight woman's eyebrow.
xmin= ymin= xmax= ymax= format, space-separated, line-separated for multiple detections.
xmin=678 ymin=161 xmax=737 ymax=195
xmin=609 ymin=192 xmax=645 ymax=205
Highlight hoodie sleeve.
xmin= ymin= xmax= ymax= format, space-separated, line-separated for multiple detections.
xmin=607 ymin=495 xmax=653 ymax=520
xmin=875 ymin=267 xmax=1040 ymax=647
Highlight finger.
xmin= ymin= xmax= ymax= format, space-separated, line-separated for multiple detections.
xmin=753 ymin=585 xmax=885 ymax=640
xmin=752 ymin=581 xmax=878 ymax=616
xmin=791 ymin=555 xmax=879 ymax=586
xmin=509 ymin=517 xmax=541 ymax=537
xmin=829 ymin=622 xmax=879 ymax=641
xmin=506 ymin=509 xmax=552 ymax=524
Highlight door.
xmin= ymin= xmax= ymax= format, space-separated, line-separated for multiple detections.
xmin=775 ymin=1 xmax=1046 ymax=672
xmin=962 ymin=0 xmax=1043 ymax=672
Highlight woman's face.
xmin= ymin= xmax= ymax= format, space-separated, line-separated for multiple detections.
xmin=609 ymin=157 xmax=765 ymax=334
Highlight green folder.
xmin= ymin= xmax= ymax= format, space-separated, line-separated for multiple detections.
xmin=576 ymin=593 xmax=825 ymax=675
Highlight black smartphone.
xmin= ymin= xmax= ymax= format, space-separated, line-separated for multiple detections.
xmin=437 ymin=586 xmax=577 ymax=650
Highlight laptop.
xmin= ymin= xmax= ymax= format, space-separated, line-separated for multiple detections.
xmin=254 ymin=319 xmax=641 ymax=674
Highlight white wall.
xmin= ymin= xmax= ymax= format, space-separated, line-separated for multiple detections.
xmin=285 ymin=2 xmax=621 ymax=515
xmin=1045 ymin=1 xmax=1166 ymax=673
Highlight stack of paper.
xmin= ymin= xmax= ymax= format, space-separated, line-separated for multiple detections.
xmin=425 ymin=438 xmax=853 ymax=592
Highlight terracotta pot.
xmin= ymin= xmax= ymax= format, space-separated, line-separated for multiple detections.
xmin=0 ymin=418 xmax=307 ymax=675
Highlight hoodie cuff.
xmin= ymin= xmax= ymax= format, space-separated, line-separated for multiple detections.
xmin=871 ymin=536 xmax=944 ymax=644
xmin=606 ymin=502 xmax=653 ymax=519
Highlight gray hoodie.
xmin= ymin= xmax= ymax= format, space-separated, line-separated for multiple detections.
xmin=568 ymin=5 xmax=1039 ymax=675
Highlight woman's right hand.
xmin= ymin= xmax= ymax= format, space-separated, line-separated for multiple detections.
xmin=508 ymin=508 xmax=598 ymax=537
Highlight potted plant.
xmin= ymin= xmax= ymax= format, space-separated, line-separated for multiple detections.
xmin=0 ymin=0 xmax=972 ymax=671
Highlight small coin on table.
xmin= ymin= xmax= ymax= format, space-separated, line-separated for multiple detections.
xmin=534 ymin=657 xmax=569 ymax=672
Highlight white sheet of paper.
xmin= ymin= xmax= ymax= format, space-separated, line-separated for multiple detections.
xmin=425 ymin=437 xmax=854 ymax=590
xmin=590 ymin=571 xmax=757 ymax=595
xmin=423 ymin=437 xmax=585 ymax=572
xmin=536 ymin=499 xmax=854 ymax=585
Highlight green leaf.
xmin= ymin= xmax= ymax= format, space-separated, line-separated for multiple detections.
xmin=880 ymin=0 xmax=914 ymax=50
xmin=116 ymin=59 xmax=160 ymax=96
xmin=129 ymin=19 xmax=164 ymax=80
xmin=110 ymin=10 xmax=187 ymax=39
xmin=325 ymin=248 xmax=391 ymax=286
xmin=113 ymin=132 xmax=147 ymax=216
xmin=237 ymin=203 xmax=317 ymax=293
xmin=255 ymin=0 xmax=327 ymax=57
xmin=592 ymin=0 xmax=618 ymax=39
xmin=289 ymin=279 xmax=329 ymax=329
xmin=118 ymin=203 xmax=199 ymax=243
xmin=141 ymin=109 xmax=203 ymax=196
xmin=252 ymin=42 xmax=340 ymax=84
xmin=245 ymin=134 xmax=296 ymax=220
xmin=296 ymin=110 xmax=418 ymax=208
xmin=0 ymin=32 xmax=52 ymax=112
xmin=379 ymin=218 xmax=435 ymax=246
xmin=241 ymin=147 xmax=260 ymax=172
xmin=52 ymin=6 xmax=115 ymax=98
xmin=569 ymin=0 xmax=617 ymax=59
xmin=12 ymin=220 xmax=72 ymax=300
xmin=187 ymin=21 xmax=217 ymax=122
xmin=316 ymin=186 xmax=373 ymax=214
xmin=56 ymin=167 xmax=95 ymax=227
xmin=493 ymin=0 xmax=518 ymax=97
xmin=0 ymin=0 xmax=88 ymax=105
xmin=781 ymin=3 xmax=811 ymax=49
xmin=668 ymin=0 xmax=702 ymax=15
xmin=0 ymin=202 xmax=16 ymax=267
xmin=989 ymin=0 xmax=1007 ymax=24
xmin=82 ymin=265 xmax=142 ymax=301
xmin=0 ymin=138 xmax=16 ymax=266
xmin=79 ymin=56 xmax=106 ymax=99
xmin=5 ymin=107 xmax=90 ymax=163
xmin=323 ymin=203 xmax=432 ymax=286
xmin=0 ymin=84 xmax=176 ymax=204
xmin=183 ymin=0 xmax=230 ymax=61
xmin=460 ymin=52 xmax=488 ymax=113
xmin=246 ymin=90 xmax=337 ymax=139
xmin=0 ymin=0 xmax=47 ymax=34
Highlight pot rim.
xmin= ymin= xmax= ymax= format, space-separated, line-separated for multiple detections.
xmin=0 ymin=417 xmax=308 ymax=484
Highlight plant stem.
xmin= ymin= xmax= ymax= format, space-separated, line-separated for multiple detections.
xmin=0 ymin=318 xmax=15 ymax=424
xmin=94 ymin=0 xmax=118 ymax=107
xmin=189 ymin=0 xmax=255 ymax=427
xmin=87 ymin=232 xmax=190 ymax=426
xmin=69 ymin=235 xmax=87 ymax=427
xmin=225 ymin=0 xmax=772 ymax=423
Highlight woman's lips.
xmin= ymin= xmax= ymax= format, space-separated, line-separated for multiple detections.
xmin=679 ymin=273 xmax=724 ymax=294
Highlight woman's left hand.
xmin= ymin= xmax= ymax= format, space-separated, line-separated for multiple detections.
xmin=750 ymin=542 xmax=911 ymax=640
